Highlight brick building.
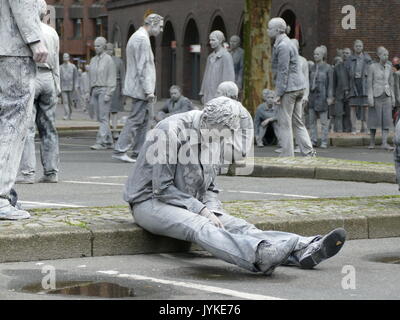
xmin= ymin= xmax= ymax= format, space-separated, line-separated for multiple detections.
xmin=46 ymin=0 xmax=109 ymax=66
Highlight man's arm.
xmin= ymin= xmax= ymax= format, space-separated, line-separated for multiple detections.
xmin=135 ymin=37 xmax=154 ymax=97
xmin=105 ymin=56 xmax=117 ymax=99
xmin=275 ymin=44 xmax=290 ymax=98
xmin=53 ymin=31 xmax=61 ymax=95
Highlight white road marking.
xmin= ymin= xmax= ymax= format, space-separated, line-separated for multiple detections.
xmin=224 ymin=190 xmax=318 ymax=199
xmin=63 ymin=181 xmax=124 ymax=186
xmin=19 ymin=201 xmax=86 ymax=208
xmin=89 ymin=176 xmax=128 ymax=179
xmin=96 ymin=270 xmax=283 ymax=300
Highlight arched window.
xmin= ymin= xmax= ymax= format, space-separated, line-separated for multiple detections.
xmin=161 ymin=21 xmax=177 ymax=98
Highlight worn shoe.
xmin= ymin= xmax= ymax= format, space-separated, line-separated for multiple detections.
xmin=0 ymin=205 xmax=30 ymax=220
xmin=15 ymin=175 xmax=35 ymax=184
xmin=256 ymin=143 xmax=264 ymax=148
xmin=90 ymin=144 xmax=108 ymax=150
xmin=256 ymin=237 xmax=299 ymax=276
xmin=38 ymin=174 xmax=58 ymax=183
xmin=112 ymin=154 xmax=136 ymax=163
xmin=294 ymin=147 xmax=301 ymax=153
xmin=274 ymin=148 xmax=283 ymax=153
xmin=382 ymin=144 xmax=394 ymax=151
xmin=320 ymin=143 xmax=328 ymax=149
xmin=305 ymin=150 xmax=317 ymax=158
xmin=299 ymin=228 xmax=346 ymax=269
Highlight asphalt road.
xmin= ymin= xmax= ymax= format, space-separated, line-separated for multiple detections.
xmin=14 ymin=135 xmax=399 ymax=209
xmin=1 ymin=237 xmax=400 ymax=301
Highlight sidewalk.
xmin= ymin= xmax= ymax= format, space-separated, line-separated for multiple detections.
xmin=1 ymin=195 xmax=400 ymax=263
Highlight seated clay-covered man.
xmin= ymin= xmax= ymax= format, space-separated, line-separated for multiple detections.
xmin=155 ymin=85 xmax=194 ymax=122
xmin=124 ymin=96 xmax=346 ymax=275
xmin=254 ymin=89 xmax=279 ymax=147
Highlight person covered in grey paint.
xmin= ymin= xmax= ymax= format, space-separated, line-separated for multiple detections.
xmin=0 ymin=0 xmax=48 ymax=220
xmin=125 ymin=96 xmax=347 ymax=276
xmin=345 ymin=40 xmax=373 ymax=134
xmin=106 ymin=43 xmax=126 ymax=141
xmin=112 ymin=14 xmax=164 ymax=163
xmin=80 ymin=64 xmax=92 ymax=117
xmin=89 ymin=37 xmax=117 ymax=150
xmin=367 ymin=47 xmax=395 ymax=150
xmin=308 ymin=46 xmax=334 ymax=149
xmin=332 ymin=48 xmax=352 ymax=133
xmin=17 ymin=0 xmax=61 ymax=184
xmin=254 ymin=89 xmax=279 ymax=147
xmin=199 ymin=30 xmax=235 ymax=104
xmin=229 ymin=35 xmax=244 ymax=91
xmin=155 ymin=85 xmax=194 ymax=122
xmin=394 ymin=119 xmax=400 ymax=190
xmin=215 ymin=81 xmax=254 ymax=162
xmin=60 ymin=53 xmax=79 ymax=120
xmin=268 ymin=17 xmax=315 ymax=157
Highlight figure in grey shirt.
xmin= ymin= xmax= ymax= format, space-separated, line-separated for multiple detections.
xmin=254 ymin=89 xmax=279 ymax=147
xmin=268 ymin=18 xmax=315 ymax=157
xmin=125 ymin=96 xmax=346 ymax=275
xmin=89 ymin=37 xmax=117 ymax=150
xmin=17 ymin=0 xmax=61 ymax=184
xmin=155 ymin=85 xmax=194 ymax=122
xmin=112 ymin=14 xmax=164 ymax=163
xmin=229 ymin=35 xmax=244 ymax=90
xmin=199 ymin=31 xmax=235 ymax=104
xmin=60 ymin=53 xmax=78 ymax=120
xmin=0 ymin=0 xmax=48 ymax=220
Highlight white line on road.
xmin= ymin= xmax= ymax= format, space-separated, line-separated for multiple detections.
xmin=89 ymin=176 xmax=128 ymax=179
xmin=63 ymin=180 xmax=124 ymax=186
xmin=97 ymin=271 xmax=283 ymax=300
xmin=19 ymin=201 xmax=86 ymax=208
xmin=223 ymin=190 xmax=318 ymax=199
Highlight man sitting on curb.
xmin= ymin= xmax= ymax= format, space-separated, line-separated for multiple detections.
xmin=124 ymin=96 xmax=346 ymax=275
xmin=155 ymin=85 xmax=194 ymax=122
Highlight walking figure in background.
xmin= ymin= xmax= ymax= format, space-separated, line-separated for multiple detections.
xmin=60 ymin=53 xmax=78 ymax=120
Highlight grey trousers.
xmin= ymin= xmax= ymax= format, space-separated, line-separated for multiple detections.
xmin=0 ymin=57 xmax=36 ymax=209
xmin=91 ymin=87 xmax=113 ymax=147
xmin=256 ymin=122 xmax=279 ymax=146
xmin=19 ymin=69 xmax=60 ymax=178
xmin=114 ymin=98 xmax=149 ymax=155
xmin=309 ymin=109 xmax=330 ymax=146
xmin=277 ymin=90 xmax=314 ymax=157
xmin=133 ymin=199 xmax=318 ymax=272
xmin=61 ymin=91 xmax=73 ymax=119
xmin=350 ymin=105 xmax=368 ymax=133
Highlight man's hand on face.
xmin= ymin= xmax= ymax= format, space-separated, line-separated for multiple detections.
xmin=199 ymin=208 xmax=225 ymax=229
xmin=30 ymin=41 xmax=48 ymax=63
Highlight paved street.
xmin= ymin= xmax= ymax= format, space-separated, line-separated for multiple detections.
xmin=13 ymin=134 xmax=399 ymax=210
xmin=0 ymin=237 xmax=399 ymax=300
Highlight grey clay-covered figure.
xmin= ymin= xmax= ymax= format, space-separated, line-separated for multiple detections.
xmin=229 ymin=35 xmax=244 ymax=90
xmin=60 ymin=53 xmax=79 ymax=120
xmin=155 ymin=85 xmax=194 ymax=122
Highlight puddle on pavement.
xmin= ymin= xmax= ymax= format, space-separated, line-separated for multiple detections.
xmin=374 ymin=256 xmax=400 ymax=264
xmin=21 ymin=281 xmax=135 ymax=298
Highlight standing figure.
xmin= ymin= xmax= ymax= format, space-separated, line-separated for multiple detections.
xmin=60 ymin=53 xmax=78 ymax=120
xmin=155 ymin=85 xmax=193 ymax=122
xmin=345 ymin=40 xmax=372 ymax=134
xmin=125 ymin=96 xmax=346 ymax=276
xmin=229 ymin=35 xmax=244 ymax=91
xmin=367 ymin=47 xmax=395 ymax=150
xmin=254 ymin=89 xmax=279 ymax=147
xmin=0 ymin=0 xmax=48 ymax=219
xmin=80 ymin=64 xmax=92 ymax=118
xmin=308 ymin=46 xmax=334 ymax=148
xmin=112 ymin=14 xmax=164 ymax=163
xmin=89 ymin=37 xmax=117 ymax=150
xmin=394 ymin=119 xmax=400 ymax=191
xmin=392 ymin=57 xmax=400 ymax=125
xmin=199 ymin=30 xmax=235 ymax=104
xmin=17 ymin=0 xmax=61 ymax=184
xmin=268 ymin=17 xmax=315 ymax=157
xmin=106 ymin=43 xmax=126 ymax=141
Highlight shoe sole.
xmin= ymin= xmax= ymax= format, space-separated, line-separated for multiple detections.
xmin=300 ymin=228 xmax=346 ymax=269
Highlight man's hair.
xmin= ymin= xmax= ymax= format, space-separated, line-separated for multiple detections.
xmin=230 ymin=35 xmax=241 ymax=43
xmin=210 ymin=30 xmax=225 ymax=43
xmin=106 ymin=43 xmax=114 ymax=50
xmin=63 ymin=53 xmax=70 ymax=59
xmin=144 ymin=13 xmax=164 ymax=26
xmin=95 ymin=37 xmax=107 ymax=46
xmin=169 ymin=85 xmax=182 ymax=93
xmin=217 ymin=81 xmax=239 ymax=100
xmin=37 ymin=0 xmax=47 ymax=20
xmin=202 ymin=97 xmax=241 ymax=131
xmin=377 ymin=46 xmax=388 ymax=56
xmin=269 ymin=18 xmax=287 ymax=34
xmin=354 ymin=39 xmax=363 ymax=46
xmin=263 ymin=89 xmax=275 ymax=96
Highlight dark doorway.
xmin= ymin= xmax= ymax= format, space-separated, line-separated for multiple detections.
xmin=183 ymin=19 xmax=201 ymax=101
xmin=161 ymin=21 xmax=177 ymax=98
xmin=281 ymin=10 xmax=303 ymax=50
xmin=127 ymin=24 xmax=136 ymax=42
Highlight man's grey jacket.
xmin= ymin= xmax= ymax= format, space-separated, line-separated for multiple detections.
xmin=0 ymin=0 xmax=42 ymax=57
xmin=123 ymin=26 xmax=155 ymax=100
xmin=271 ymin=33 xmax=305 ymax=97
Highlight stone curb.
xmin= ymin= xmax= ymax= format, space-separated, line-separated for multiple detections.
xmin=1 ymin=211 xmax=400 ymax=263
xmin=233 ymin=163 xmax=396 ymax=184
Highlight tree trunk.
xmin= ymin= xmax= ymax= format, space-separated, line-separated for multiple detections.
xmin=243 ymin=0 xmax=273 ymax=116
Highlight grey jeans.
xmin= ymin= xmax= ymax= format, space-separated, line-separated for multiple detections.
xmin=309 ymin=109 xmax=330 ymax=146
xmin=19 ymin=69 xmax=60 ymax=177
xmin=114 ymin=98 xmax=149 ymax=155
xmin=132 ymin=198 xmax=318 ymax=273
xmin=91 ymin=87 xmax=113 ymax=146
xmin=61 ymin=91 xmax=73 ymax=119
xmin=0 ymin=57 xmax=36 ymax=209
xmin=277 ymin=90 xmax=314 ymax=157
